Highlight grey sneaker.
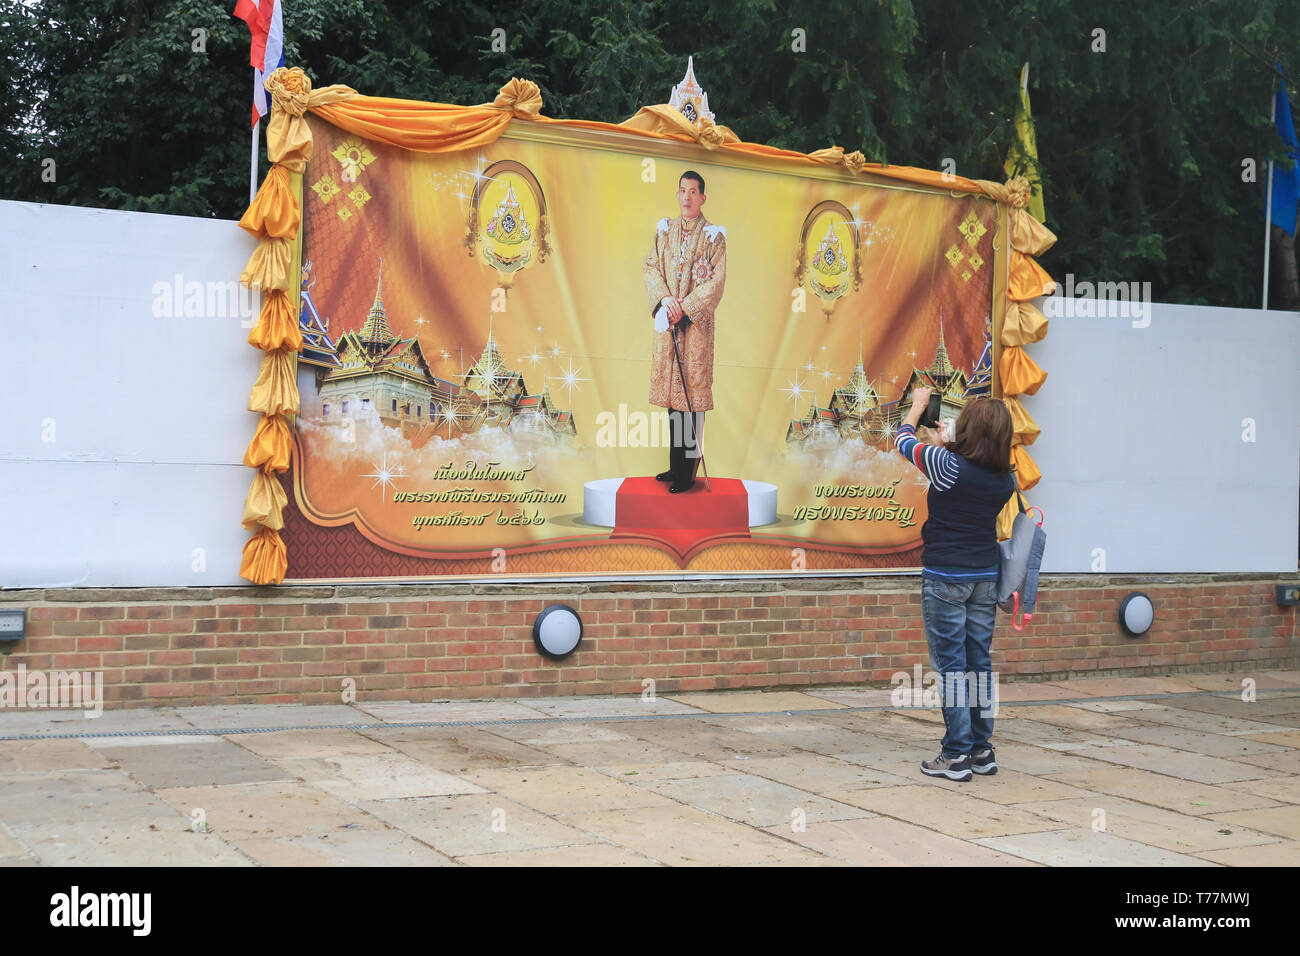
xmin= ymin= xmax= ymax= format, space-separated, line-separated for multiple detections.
xmin=921 ymin=752 xmax=972 ymax=781
xmin=971 ymin=748 xmax=998 ymax=775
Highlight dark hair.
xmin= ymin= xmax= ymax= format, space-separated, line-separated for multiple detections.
xmin=941 ymin=396 xmax=1013 ymax=473
xmin=679 ymin=170 xmax=706 ymax=195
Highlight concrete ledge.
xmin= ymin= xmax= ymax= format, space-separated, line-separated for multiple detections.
xmin=2 ymin=571 xmax=1296 ymax=605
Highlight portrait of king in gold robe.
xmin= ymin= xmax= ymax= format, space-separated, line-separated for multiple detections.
xmin=643 ymin=170 xmax=728 ymax=493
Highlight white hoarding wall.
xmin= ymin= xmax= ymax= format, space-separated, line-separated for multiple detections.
xmin=0 ymin=201 xmax=1296 ymax=586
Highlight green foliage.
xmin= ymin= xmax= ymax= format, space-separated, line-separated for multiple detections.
xmin=1 ymin=0 xmax=1296 ymax=305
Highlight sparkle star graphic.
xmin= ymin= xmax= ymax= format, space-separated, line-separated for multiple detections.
xmin=549 ymin=342 xmax=562 ymax=359
xmin=848 ymin=207 xmax=873 ymax=241
xmin=549 ymin=354 xmax=590 ymax=402
xmin=461 ymin=154 xmax=498 ymax=193
xmin=781 ymin=371 xmax=809 ymax=405
xmin=360 ymin=451 xmax=406 ymax=502
xmin=478 ymin=348 xmax=508 ymax=396
xmin=438 ymin=401 xmax=466 ymax=439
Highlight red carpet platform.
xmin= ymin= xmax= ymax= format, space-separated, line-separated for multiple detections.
xmin=582 ymin=476 xmax=779 ymax=564
xmin=610 ymin=476 xmax=752 ymax=560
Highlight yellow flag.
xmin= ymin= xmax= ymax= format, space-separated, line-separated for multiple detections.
xmin=1004 ymin=62 xmax=1046 ymax=223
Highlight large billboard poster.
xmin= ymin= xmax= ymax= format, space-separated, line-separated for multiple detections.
xmin=283 ymin=114 xmax=1005 ymax=580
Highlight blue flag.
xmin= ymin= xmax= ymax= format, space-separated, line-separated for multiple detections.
xmin=1271 ymin=63 xmax=1300 ymax=236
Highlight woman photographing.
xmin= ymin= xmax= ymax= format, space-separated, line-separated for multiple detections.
xmin=893 ymin=387 xmax=1016 ymax=782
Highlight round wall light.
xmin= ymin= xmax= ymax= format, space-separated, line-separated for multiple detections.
xmin=1118 ymin=592 xmax=1154 ymax=638
xmin=533 ymin=604 xmax=583 ymax=660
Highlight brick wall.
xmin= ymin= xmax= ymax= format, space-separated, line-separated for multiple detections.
xmin=0 ymin=574 xmax=1295 ymax=708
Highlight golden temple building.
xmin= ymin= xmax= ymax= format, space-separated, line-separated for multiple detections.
xmin=316 ymin=261 xmax=459 ymax=432
xmin=461 ymin=318 xmax=576 ymax=442
xmin=786 ymin=314 xmax=992 ymax=449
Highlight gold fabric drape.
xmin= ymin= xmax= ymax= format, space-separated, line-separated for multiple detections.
xmin=237 ymin=67 xmax=356 ymax=584
xmin=239 ymin=526 xmax=287 ymax=584
xmin=243 ymin=412 xmax=292 ymax=472
xmin=972 ymin=175 xmax=1057 ymax=538
xmin=306 ymin=79 xmax=1005 ymax=196
xmin=247 ymin=289 xmax=302 ymax=352
xmin=237 ymin=163 xmax=299 ymax=238
xmin=1002 ymin=300 xmax=1049 ymax=347
xmin=238 ymin=70 xmax=1060 ymax=580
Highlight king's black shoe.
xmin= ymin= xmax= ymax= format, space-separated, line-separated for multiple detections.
xmin=669 ymin=476 xmax=695 ymax=493
xmin=663 ymin=415 xmax=686 ymax=485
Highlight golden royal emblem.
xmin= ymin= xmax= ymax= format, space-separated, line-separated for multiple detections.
xmin=464 ymin=160 xmax=550 ymax=292
xmin=794 ymin=201 xmax=861 ymax=319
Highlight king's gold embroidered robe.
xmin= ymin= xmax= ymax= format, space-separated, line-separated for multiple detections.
xmin=643 ymin=214 xmax=727 ymax=411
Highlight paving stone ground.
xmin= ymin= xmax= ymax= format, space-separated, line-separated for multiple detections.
xmin=3 ymin=671 xmax=1300 ymax=866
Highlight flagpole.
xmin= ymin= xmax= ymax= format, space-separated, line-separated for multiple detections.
xmin=250 ymin=70 xmax=261 ymax=204
xmin=1263 ymin=73 xmax=1276 ymax=310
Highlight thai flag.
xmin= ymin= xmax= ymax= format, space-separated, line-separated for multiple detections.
xmin=234 ymin=0 xmax=285 ymax=129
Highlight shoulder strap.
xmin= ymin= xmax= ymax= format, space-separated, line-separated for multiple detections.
xmin=1011 ymin=468 xmax=1027 ymax=515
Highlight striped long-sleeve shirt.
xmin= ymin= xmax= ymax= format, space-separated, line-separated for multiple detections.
xmin=894 ymin=422 xmax=1007 ymax=582
xmin=895 ymin=422 xmax=960 ymax=492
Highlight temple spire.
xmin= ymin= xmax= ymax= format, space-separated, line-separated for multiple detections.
xmin=359 ymin=258 xmax=394 ymax=351
xmin=931 ymin=309 xmax=954 ymax=376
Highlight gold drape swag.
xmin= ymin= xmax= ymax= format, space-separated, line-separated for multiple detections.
xmin=485 ymin=77 xmax=544 ymax=117
xmin=239 ymin=527 xmax=287 ymax=585
xmin=236 ymin=71 xmax=1059 ymax=581
xmin=970 ymin=174 xmax=1057 ymax=537
xmin=237 ymin=67 xmax=355 ymax=584
xmin=238 ymin=164 xmax=299 ymax=238
xmin=242 ymin=469 xmax=288 ymax=531
xmin=243 ymin=412 xmax=292 ymax=472
xmin=247 ymin=289 xmax=301 ymax=352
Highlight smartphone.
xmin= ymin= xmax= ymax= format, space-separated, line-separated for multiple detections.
xmin=919 ymin=393 xmax=942 ymax=428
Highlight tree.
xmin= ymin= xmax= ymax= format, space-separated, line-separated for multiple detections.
xmin=2 ymin=0 xmax=1297 ymax=306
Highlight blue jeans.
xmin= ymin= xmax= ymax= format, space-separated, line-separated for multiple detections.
xmin=920 ymin=577 xmax=998 ymax=758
